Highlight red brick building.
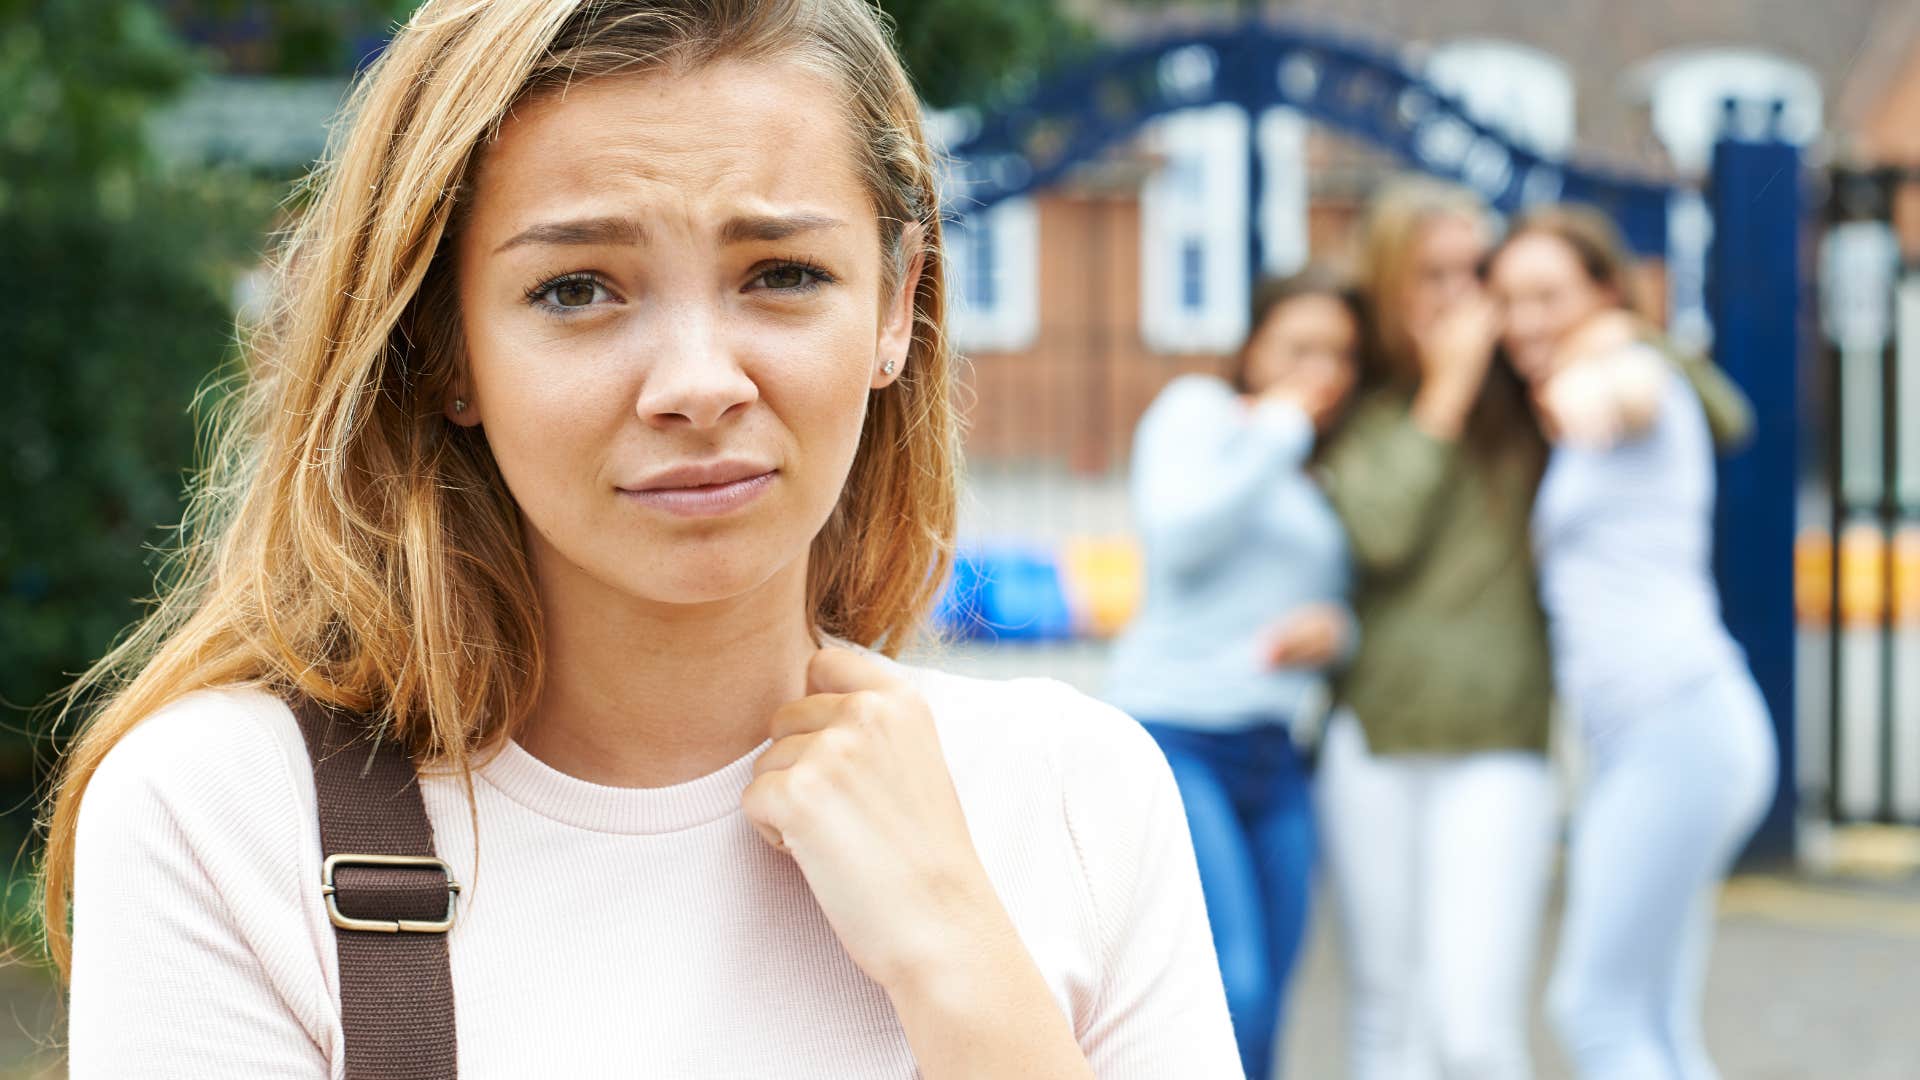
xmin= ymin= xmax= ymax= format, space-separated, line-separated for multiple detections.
xmin=955 ymin=0 xmax=1920 ymax=474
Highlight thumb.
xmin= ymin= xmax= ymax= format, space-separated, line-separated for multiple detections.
xmin=805 ymin=645 xmax=901 ymax=696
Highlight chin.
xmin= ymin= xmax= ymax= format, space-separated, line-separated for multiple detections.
xmin=619 ymin=543 xmax=797 ymax=608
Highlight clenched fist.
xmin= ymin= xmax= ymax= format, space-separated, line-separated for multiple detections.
xmin=742 ymin=647 xmax=1001 ymax=994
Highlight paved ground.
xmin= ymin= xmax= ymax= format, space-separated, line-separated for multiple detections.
xmin=1281 ymin=873 xmax=1920 ymax=1079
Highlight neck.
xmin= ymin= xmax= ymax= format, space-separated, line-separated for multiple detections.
xmin=517 ymin=552 xmax=818 ymax=788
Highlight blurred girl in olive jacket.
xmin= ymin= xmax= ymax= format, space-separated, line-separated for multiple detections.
xmin=1314 ymin=180 xmax=1558 ymax=1080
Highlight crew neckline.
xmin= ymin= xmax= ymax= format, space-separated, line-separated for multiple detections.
xmin=476 ymin=735 xmax=772 ymax=835
xmin=469 ymin=634 xmax=904 ymax=835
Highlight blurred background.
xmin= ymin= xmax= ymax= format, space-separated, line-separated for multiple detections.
xmin=3 ymin=0 xmax=1918 ymax=1076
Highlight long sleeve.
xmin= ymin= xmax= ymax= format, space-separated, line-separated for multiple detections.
xmin=1056 ymin=692 xmax=1244 ymax=1078
xmin=1130 ymin=376 xmax=1315 ymax=576
xmin=68 ymin=690 xmax=337 ymax=1079
xmin=1317 ymin=391 xmax=1460 ymax=576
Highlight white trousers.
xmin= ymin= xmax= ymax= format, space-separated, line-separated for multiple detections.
xmin=1546 ymin=669 xmax=1777 ymax=1080
xmin=1314 ymin=712 xmax=1558 ymax=1080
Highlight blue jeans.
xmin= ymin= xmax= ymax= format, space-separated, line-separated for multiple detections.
xmin=1140 ymin=720 xmax=1316 ymax=1080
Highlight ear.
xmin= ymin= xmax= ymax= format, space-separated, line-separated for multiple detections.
xmin=872 ymin=225 xmax=926 ymax=390
xmin=443 ymin=377 xmax=481 ymax=427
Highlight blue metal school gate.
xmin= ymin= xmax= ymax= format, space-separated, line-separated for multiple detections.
xmin=941 ymin=25 xmax=1808 ymax=860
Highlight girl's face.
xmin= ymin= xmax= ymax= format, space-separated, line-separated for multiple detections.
xmin=450 ymin=60 xmax=919 ymax=611
xmin=1402 ymin=211 xmax=1489 ymax=344
xmin=1487 ymin=231 xmax=1615 ymax=382
xmin=1242 ymin=294 xmax=1359 ymax=430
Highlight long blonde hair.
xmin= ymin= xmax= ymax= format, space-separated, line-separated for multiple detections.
xmin=1355 ymin=176 xmax=1489 ymax=384
xmin=1355 ymin=176 xmax=1542 ymax=469
xmin=37 ymin=0 xmax=959 ymax=976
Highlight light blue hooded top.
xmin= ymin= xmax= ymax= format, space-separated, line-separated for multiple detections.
xmin=1104 ymin=375 xmax=1354 ymax=730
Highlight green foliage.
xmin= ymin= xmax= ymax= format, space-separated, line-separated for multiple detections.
xmin=0 ymin=2 xmax=282 ymax=849
xmin=877 ymin=0 xmax=1094 ymax=109
xmin=177 ymin=0 xmax=421 ymax=75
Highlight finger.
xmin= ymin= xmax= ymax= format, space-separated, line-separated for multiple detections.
xmin=752 ymin=728 xmax=826 ymax=780
xmin=767 ymin=691 xmax=854 ymax=741
xmin=1267 ymin=634 xmax=1302 ymax=665
xmin=1307 ymin=633 xmax=1338 ymax=663
xmin=805 ymin=646 xmax=904 ymax=697
xmin=739 ymin=771 xmax=793 ymax=853
xmin=751 ymin=820 xmax=788 ymax=854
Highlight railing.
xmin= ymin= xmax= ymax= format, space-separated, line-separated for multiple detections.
xmin=1806 ymin=163 xmax=1920 ymax=827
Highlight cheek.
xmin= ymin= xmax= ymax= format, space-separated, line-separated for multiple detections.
xmin=1405 ymin=284 xmax=1442 ymax=332
xmin=464 ymin=314 xmax=629 ymax=483
xmin=480 ymin=386 xmax=628 ymax=569
xmin=1330 ymin=361 xmax=1358 ymax=395
xmin=1308 ymin=357 xmax=1354 ymax=395
xmin=1242 ymin=350 xmax=1283 ymax=393
xmin=754 ymin=322 xmax=875 ymax=486
xmin=1556 ymin=291 xmax=1603 ymax=332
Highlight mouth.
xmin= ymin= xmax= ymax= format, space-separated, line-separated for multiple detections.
xmin=617 ymin=462 xmax=777 ymax=519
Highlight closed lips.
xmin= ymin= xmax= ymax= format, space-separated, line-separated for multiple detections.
xmin=623 ymin=462 xmax=776 ymax=491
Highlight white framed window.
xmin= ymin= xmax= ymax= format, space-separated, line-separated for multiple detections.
xmin=1140 ymin=104 xmax=1250 ymax=353
xmin=1424 ymin=39 xmax=1576 ymax=158
xmin=926 ymin=105 xmax=1040 ymax=355
xmin=1630 ymin=48 xmax=1821 ymax=175
xmin=1256 ymin=106 xmax=1310 ymax=278
xmin=1629 ymin=48 xmax=1822 ymax=349
xmin=944 ymin=197 xmax=1040 ymax=354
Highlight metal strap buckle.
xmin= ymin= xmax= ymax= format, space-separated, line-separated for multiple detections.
xmin=321 ymin=853 xmax=461 ymax=933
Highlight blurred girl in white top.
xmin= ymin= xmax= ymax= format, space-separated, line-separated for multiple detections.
xmin=43 ymin=2 xmax=1242 ymax=1076
xmin=1486 ymin=205 xmax=1777 ymax=1080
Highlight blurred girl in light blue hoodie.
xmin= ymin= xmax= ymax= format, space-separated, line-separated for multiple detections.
xmin=1105 ymin=271 xmax=1360 ymax=1080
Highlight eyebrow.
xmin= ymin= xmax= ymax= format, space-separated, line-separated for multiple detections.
xmin=491 ymin=212 xmax=845 ymax=254
xmin=493 ymin=216 xmax=644 ymax=254
xmin=721 ymin=213 xmax=846 ymax=244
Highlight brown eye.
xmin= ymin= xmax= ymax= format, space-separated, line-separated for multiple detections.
xmin=759 ymin=264 xmax=810 ymax=290
xmin=553 ymin=279 xmax=598 ymax=307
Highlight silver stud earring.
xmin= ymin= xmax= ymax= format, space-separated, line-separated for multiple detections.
xmin=882 ymin=360 xmax=896 ymax=376
xmin=453 ymin=398 xmax=468 ymax=413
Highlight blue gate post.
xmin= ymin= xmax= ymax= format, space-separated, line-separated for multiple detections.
xmin=1218 ymin=35 xmax=1268 ymax=291
xmin=1707 ymin=100 xmax=1805 ymax=862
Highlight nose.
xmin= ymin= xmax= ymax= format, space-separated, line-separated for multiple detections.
xmin=1505 ymin=304 xmax=1548 ymax=348
xmin=1503 ymin=315 xmax=1553 ymax=378
xmin=632 ymin=300 xmax=758 ymax=430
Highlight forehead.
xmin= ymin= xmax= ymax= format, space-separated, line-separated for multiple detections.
xmin=1417 ymin=212 xmax=1487 ymax=256
xmin=1264 ymin=293 xmax=1354 ymax=332
xmin=1492 ymin=232 xmax=1586 ymax=285
xmin=465 ymin=58 xmax=871 ymax=238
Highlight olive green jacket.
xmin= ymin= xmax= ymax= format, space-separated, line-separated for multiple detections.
xmin=1317 ymin=346 xmax=1751 ymax=757
xmin=1668 ymin=343 xmax=1755 ymax=452
xmin=1319 ymin=390 xmax=1553 ymax=755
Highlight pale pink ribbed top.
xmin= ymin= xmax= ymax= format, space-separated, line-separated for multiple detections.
xmin=68 ymin=653 xmax=1243 ymax=1078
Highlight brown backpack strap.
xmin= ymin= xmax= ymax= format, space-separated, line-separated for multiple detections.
xmin=292 ymin=697 xmax=459 ymax=1079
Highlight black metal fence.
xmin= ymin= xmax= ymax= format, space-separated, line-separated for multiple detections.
xmin=1807 ymin=164 xmax=1920 ymax=826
